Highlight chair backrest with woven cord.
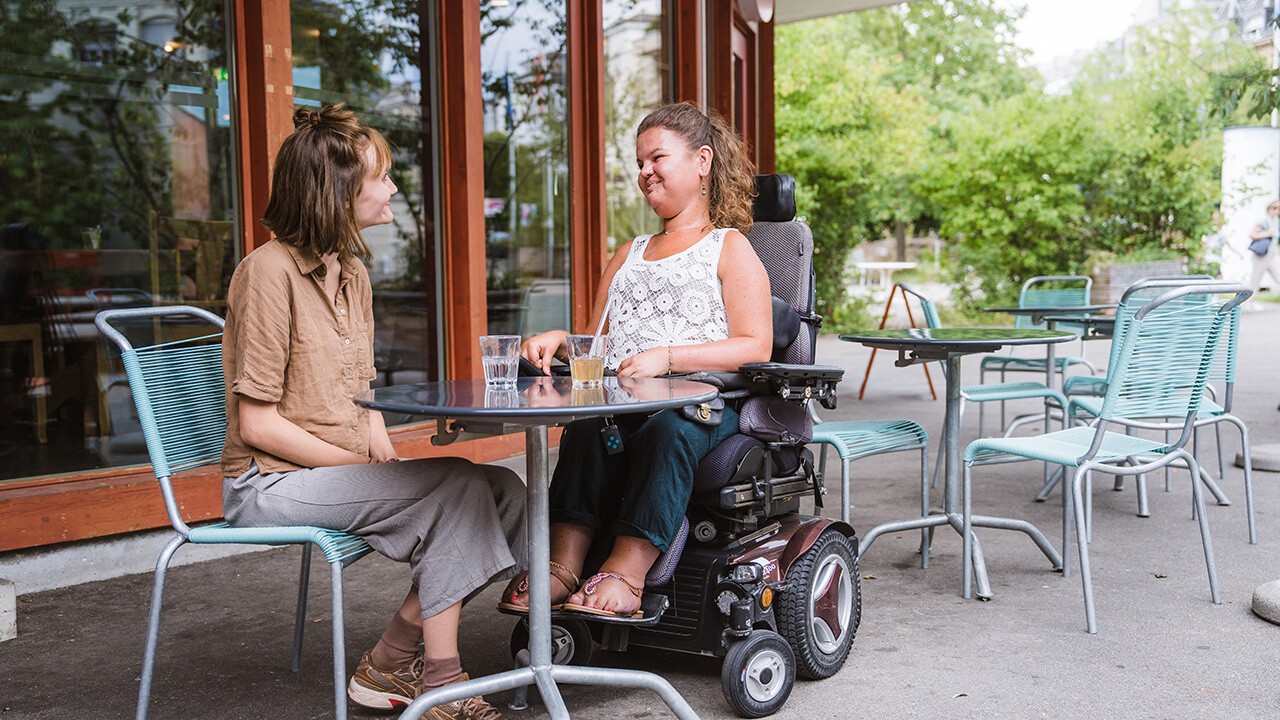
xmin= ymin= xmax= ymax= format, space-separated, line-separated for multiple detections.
xmin=1017 ymin=275 xmax=1092 ymax=329
xmin=1094 ymin=284 xmax=1249 ymax=444
xmin=96 ymin=306 xmax=226 ymax=534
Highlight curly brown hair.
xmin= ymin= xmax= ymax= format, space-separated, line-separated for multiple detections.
xmin=637 ymin=102 xmax=755 ymax=233
xmin=261 ymin=104 xmax=391 ymax=260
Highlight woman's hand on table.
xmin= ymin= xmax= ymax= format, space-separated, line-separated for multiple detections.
xmin=522 ymin=330 xmax=568 ymax=375
xmin=615 ymin=347 xmax=667 ymax=378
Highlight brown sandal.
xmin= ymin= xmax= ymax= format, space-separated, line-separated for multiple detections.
xmin=561 ymin=572 xmax=644 ymax=619
xmin=497 ymin=560 xmax=580 ymax=614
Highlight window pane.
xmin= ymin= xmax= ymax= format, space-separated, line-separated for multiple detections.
xmin=604 ymin=0 xmax=669 ymax=250
xmin=481 ymin=2 xmax=571 ymax=337
xmin=0 ymin=1 xmax=236 ymax=481
xmin=290 ymin=0 xmax=441 ymax=395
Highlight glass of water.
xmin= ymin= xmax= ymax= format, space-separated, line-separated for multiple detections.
xmin=479 ymin=335 xmax=521 ymax=388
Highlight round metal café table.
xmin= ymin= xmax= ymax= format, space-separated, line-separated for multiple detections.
xmin=355 ymin=376 xmax=718 ymax=720
xmin=839 ymin=327 xmax=1075 ymax=600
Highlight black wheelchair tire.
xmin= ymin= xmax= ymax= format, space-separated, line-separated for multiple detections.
xmin=776 ymin=527 xmax=860 ymax=679
xmin=720 ymin=630 xmax=796 ymax=718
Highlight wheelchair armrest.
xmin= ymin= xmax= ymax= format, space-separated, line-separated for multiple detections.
xmin=738 ymin=362 xmax=844 ymax=409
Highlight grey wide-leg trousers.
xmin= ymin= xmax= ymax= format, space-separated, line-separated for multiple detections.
xmin=224 ymin=457 xmax=526 ymax=619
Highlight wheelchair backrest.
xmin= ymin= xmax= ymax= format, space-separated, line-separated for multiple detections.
xmin=746 ymin=174 xmax=817 ymax=365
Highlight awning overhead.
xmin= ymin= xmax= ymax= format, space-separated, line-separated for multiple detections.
xmin=775 ymin=0 xmax=910 ymax=25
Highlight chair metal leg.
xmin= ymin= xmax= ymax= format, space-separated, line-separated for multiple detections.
xmin=136 ymin=535 xmax=186 ymax=720
xmin=1233 ymin=419 xmax=1257 ymax=544
xmin=1135 ymin=471 xmax=1150 ymax=518
xmin=962 ymin=464 xmax=973 ymax=599
xmin=1084 ymin=471 xmax=1093 ymax=543
xmin=292 ymin=544 xmax=313 ymax=673
xmin=1214 ymin=422 xmax=1226 ymax=484
xmin=840 ymin=460 xmax=851 ymax=526
xmin=1070 ymin=467 xmax=1096 ymax=634
xmin=1184 ymin=451 xmax=1222 ymax=605
xmin=330 ymin=560 xmax=349 ymax=720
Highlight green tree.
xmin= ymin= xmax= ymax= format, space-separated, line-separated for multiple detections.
xmin=775 ymin=1 xmax=1029 ymax=320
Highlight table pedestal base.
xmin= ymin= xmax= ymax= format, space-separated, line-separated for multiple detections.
xmin=859 ymin=511 xmax=1062 ymax=600
xmin=397 ymin=663 xmax=699 ymax=720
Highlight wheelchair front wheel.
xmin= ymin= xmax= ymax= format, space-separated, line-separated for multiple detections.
xmin=720 ymin=630 xmax=795 ymax=718
xmin=508 ymin=616 xmax=594 ymax=667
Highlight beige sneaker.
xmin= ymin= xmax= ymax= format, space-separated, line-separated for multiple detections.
xmin=422 ymin=673 xmax=505 ymax=720
xmin=347 ymin=651 xmax=423 ymax=710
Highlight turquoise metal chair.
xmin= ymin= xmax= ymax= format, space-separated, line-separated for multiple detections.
xmin=96 ymin=306 xmax=373 ymax=720
xmin=980 ymin=275 xmax=1097 ymax=433
xmin=1066 ymin=278 xmax=1254 ymax=543
xmin=811 ymin=414 xmax=930 ymax=560
xmin=961 ymin=283 xmax=1250 ymax=633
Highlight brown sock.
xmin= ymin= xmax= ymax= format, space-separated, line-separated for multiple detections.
xmin=370 ymin=612 xmax=421 ymax=670
xmin=419 ymin=654 xmax=464 ymax=692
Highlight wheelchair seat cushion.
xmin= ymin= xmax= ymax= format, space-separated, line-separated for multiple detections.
xmin=694 ymin=434 xmax=767 ymax=495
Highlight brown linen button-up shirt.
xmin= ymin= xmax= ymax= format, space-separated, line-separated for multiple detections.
xmin=221 ymin=240 xmax=377 ymax=476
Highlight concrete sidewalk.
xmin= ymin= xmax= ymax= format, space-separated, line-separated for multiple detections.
xmin=2 ymin=304 xmax=1279 ymax=719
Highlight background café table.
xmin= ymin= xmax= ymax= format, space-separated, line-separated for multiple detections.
xmin=355 ymin=376 xmax=718 ymax=720
xmin=839 ymin=327 xmax=1075 ymax=599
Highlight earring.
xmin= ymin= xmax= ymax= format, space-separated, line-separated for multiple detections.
xmin=700 ymin=182 xmax=707 ymax=197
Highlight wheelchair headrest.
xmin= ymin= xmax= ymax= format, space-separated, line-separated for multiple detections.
xmin=753 ymin=174 xmax=796 ymax=222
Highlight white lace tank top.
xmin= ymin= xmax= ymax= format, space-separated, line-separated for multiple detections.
xmin=604 ymin=228 xmax=731 ymax=369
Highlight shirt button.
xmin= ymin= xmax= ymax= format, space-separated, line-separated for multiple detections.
xmin=338 ymin=308 xmax=346 ymax=315
xmin=344 ymin=368 xmax=353 ymax=377
xmin=343 ymin=338 xmax=351 ymax=345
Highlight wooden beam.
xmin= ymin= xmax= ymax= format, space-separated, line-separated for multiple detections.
xmin=757 ymin=16 xmax=775 ymax=173
xmin=436 ymin=0 xmax=487 ymax=380
xmin=671 ymin=0 xmax=705 ymax=105
xmin=568 ymin=0 xmax=608 ymax=331
xmin=234 ymin=0 xmax=295 ymax=252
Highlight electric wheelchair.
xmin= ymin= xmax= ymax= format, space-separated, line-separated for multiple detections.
xmin=504 ymin=174 xmax=858 ymax=718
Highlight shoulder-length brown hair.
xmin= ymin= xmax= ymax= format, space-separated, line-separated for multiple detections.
xmin=637 ymin=102 xmax=755 ymax=233
xmin=261 ymin=103 xmax=391 ymax=260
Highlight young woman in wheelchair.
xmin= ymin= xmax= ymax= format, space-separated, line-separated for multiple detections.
xmin=511 ymin=102 xmax=772 ymax=619
xmin=220 ymin=104 xmax=524 ymax=720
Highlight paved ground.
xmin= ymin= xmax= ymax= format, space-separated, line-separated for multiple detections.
xmin=3 ymin=299 xmax=1279 ymax=719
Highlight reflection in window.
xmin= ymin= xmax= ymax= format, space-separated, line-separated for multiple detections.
xmin=481 ymin=1 xmax=571 ymax=337
xmin=0 ymin=1 xmax=236 ymax=480
xmin=604 ymin=0 xmax=669 ymax=250
xmin=290 ymin=0 xmax=440 ymax=397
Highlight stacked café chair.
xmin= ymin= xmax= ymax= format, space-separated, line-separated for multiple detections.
xmin=1065 ymin=278 xmax=1255 ymax=544
xmin=961 ymin=282 xmax=1250 ymax=633
xmin=96 ymin=306 xmax=373 ymax=720
xmin=978 ymin=275 xmax=1096 ymax=435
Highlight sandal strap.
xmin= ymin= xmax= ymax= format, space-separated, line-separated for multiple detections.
xmin=548 ymin=560 xmax=581 ymax=592
xmin=579 ymin=571 xmax=642 ymax=598
xmin=516 ymin=560 xmax=581 ymax=595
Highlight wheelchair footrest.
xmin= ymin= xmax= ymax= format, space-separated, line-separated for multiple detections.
xmin=552 ymin=592 xmax=670 ymax=626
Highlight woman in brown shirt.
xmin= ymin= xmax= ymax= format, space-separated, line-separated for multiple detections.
xmin=221 ymin=104 xmax=522 ymax=720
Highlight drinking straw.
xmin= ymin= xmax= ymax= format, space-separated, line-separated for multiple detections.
xmin=590 ymin=294 xmax=611 ymax=357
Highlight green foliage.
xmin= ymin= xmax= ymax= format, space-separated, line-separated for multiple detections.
xmin=781 ymin=1 xmax=1247 ymax=316
xmin=776 ymin=1 xmax=1034 ymax=316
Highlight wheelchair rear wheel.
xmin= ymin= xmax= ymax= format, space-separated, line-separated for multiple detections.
xmin=721 ymin=630 xmax=796 ymax=718
xmin=776 ymin=527 xmax=860 ymax=679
